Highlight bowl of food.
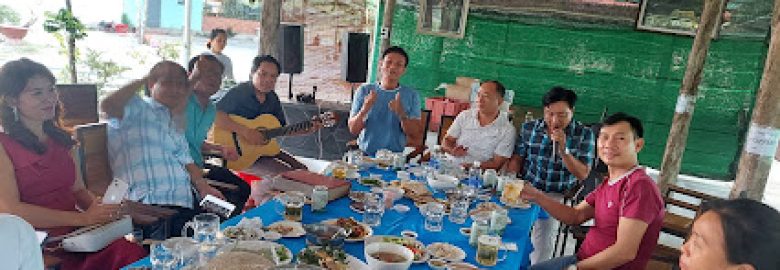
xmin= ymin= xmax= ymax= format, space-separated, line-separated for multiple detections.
xmin=303 ymin=222 xmax=350 ymax=248
xmin=365 ymin=242 xmax=414 ymax=270
xmin=384 ymin=187 xmax=405 ymax=202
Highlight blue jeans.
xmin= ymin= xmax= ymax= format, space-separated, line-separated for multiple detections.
xmin=529 ymin=255 xmax=577 ymax=270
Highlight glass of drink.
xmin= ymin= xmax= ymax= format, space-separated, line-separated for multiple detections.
xmin=363 ymin=192 xmax=384 ymax=226
xmin=448 ymin=198 xmax=470 ymax=224
xmin=501 ymin=179 xmax=525 ymax=206
xmin=311 ymin=185 xmax=329 ymax=212
xmin=150 ymin=242 xmax=176 ymax=270
xmin=276 ymin=191 xmax=305 ymax=221
xmin=423 ymin=202 xmax=445 ymax=232
xmin=181 ymin=213 xmax=220 ymax=244
xmin=476 ymin=235 xmax=506 ymax=266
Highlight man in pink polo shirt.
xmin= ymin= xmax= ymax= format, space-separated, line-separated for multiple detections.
xmin=524 ymin=112 xmax=665 ymax=270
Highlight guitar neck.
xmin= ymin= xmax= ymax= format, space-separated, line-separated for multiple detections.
xmin=261 ymin=121 xmax=314 ymax=139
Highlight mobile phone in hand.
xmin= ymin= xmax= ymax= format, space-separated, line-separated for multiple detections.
xmin=102 ymin=178 xmax=129 ymax=205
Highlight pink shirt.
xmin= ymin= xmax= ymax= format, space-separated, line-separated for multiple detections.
xmin=578 ymin=167 xmax=664 ymax=269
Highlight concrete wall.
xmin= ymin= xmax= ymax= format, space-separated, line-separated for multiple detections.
xmin=202 ymin=16 xmax=260 ymax=34
xmin=123 ymin=0 xmax=204 ymax=30
xmin=389 ymin=4 xmax=768 ymax=179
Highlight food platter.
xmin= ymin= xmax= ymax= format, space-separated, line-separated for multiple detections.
xmin=266 ymin=220 xmax=306 ymax=238
xmin=427 ymin=242 xmax=466 ymax=262
xmin=322 ymin=218 xmax=373 ymax=242
xmin=230 ymin=240 xmax=293 ymax=265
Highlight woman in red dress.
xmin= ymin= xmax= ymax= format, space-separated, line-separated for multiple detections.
xmin=0 ymin=58 xmax=146 ymax=270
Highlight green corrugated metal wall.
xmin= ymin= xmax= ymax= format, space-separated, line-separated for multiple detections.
xmin=389 ymin=6 xmax=768 ymax=179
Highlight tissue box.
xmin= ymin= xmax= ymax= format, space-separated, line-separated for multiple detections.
xmin=272 ymin=170 xmax=351 ymax=201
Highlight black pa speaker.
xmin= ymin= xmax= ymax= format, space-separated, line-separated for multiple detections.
xmin=277 ymin=24 xmax=304 ymax=74
xmin=340 ymin=32 xmax=370 ymax=83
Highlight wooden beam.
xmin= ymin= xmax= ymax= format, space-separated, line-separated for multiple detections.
xmin=658 ymin=0 xmax=723 ymax=192
xmin=379 ymin=0 xmax=396 ymax=54
xmin=260 ymin=0 xmax=282 ymax=57
xmin=730 ymin=0 xmax=780 ymax=200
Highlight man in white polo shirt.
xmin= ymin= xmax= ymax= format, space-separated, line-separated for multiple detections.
xmin=441 ymin=80 xmax=515 ymax=169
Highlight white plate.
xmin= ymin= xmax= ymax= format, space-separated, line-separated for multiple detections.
xmin=267 ymin=220 xmax=306 ymax=238
xmin=297 ymin=247 xmax=368 ymax=270
xmin=232 ymin=240 xmax=293 ymax=265
xmin=427 ymin=242 xmax=466 ymax=262
xmin=321 ymin=218 xmax=374 ymax=242
xmin=446 ymin=261 xmax=479 ymax=270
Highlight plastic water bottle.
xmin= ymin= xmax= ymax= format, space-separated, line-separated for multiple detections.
xmin=429 ymin=145 xmax=441 ymax=170
xmin=466 ymin=161 xmax=482 ymax=188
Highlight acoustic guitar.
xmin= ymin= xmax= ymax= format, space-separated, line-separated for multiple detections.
xmin=213 ymin=112 xmax=338 ymax=170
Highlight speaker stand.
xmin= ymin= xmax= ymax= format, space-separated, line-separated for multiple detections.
xmin=288 ymin=73 xmax=294 ymax=100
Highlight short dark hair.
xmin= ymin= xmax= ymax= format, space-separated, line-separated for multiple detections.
xmin=381 ymin=46 xmax=409 ymax=67
xmin=187 ymin=54 xmax=224 ymax=74
xmin=699 ymin=198 xmax=780 ymax=269
xmin=482 ymin=80 xmax=506 ymax=99
xmin=148 ymin=61 xmax=188 ymax=85
xmin=542 ymin=86 xmax=577 ymax=108
xmin=251 ymin=55 xmax=281 ymax=75
xmin=602 ymin=112 xmax=644 ymax=138
xmin=207 ymin=28 xmax=227 ymax=49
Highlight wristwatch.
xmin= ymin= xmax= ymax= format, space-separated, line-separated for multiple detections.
xmin=564 ymin=148 xmax=571 ymax=155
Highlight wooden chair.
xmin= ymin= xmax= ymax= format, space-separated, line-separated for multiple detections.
xmin=74 ymin=123 xmax=177 ymax=225
xmin=57 ymin=84 xmax=98 ymax=129
xmin=405 ymin=109 xmax=431 ymax=160
xmin=437 ymin=115 xmax=456 ymax=145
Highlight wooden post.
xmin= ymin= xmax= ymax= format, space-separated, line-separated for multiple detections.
xmin=730 ymin=0 xmax=780 ymax=200
xmin=65 ymin=0 xmax=77 ymax=83
xmin=658 ymin=0 xmax=723 ymax=191
xmin=379 ymin=0 xmax=396 ymax=54
xmin=260 ymin=0 xmax=282 ymax=57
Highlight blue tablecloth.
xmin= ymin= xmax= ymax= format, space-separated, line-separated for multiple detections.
xmin=126 ymin=167 xmax=540 ymax=269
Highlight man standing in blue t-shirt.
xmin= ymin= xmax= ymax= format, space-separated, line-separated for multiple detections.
xmin=348 ymin=46 xmax=422 ymax=156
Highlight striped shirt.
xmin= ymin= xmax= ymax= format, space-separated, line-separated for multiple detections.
xmin=107 ymin=96 xmax=195 ymax=208
xmin=514 ymin=119 xmax=595 ymax=193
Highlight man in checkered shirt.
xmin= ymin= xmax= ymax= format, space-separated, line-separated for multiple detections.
xmin=506 ymin=86 xmax=595 ymax=264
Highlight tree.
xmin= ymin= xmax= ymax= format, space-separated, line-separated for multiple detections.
xmin=43 ymin=1 xmax=86 ymax=84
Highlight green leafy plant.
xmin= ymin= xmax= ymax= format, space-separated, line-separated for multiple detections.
xmin=81 ymin=48 xmax=130 ymax=94
xmin=43 ymin=8 xmax=87 ymax=83
xmin=43 ymin=9 xmax=87 ymax=39
xmin=156 ymin=42 xmax=180 ymax=61
xmin=0 ymin=4 xmax=21 ymax=25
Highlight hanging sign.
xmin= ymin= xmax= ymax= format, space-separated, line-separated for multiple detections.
xmin=744 ymin=123 xmax=780 ymax=157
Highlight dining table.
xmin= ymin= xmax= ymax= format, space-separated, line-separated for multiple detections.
xmin=125 ymin=163 xmax=541 ymax=270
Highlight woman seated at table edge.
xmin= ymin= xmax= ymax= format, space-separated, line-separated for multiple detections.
xmin=0 ymin=58 xmax=146 ymax=270
xmin=679 ymin=198 xmax=780 ymax=270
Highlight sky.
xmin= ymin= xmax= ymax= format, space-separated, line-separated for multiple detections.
xmin=0 ymin=0 xmax=124 ymax=25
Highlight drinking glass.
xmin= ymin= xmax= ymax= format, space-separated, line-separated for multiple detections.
xmin=150 ymin=242 xmax=176 ymax=270
xmin=449 ymin=198 xmax=470 ymax=224
xmin=181 ymin=213 xmax=220 ymax=244
xmin=423 ymin=202 xmax=445 ymax=232
xmin=476 ymin=235 xmax=506 ymax=266
xmin=363 ymin=192 xmax=384 ymax=227
xmin=276 ymin=191 xmax=305 ymax=221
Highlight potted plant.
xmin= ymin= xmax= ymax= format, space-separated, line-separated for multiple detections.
xmin=0 ymin=4 xmax=37 ymax=40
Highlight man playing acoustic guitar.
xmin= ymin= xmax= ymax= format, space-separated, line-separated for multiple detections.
xmin=214 ymin=55 xmax=322 ymax=204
